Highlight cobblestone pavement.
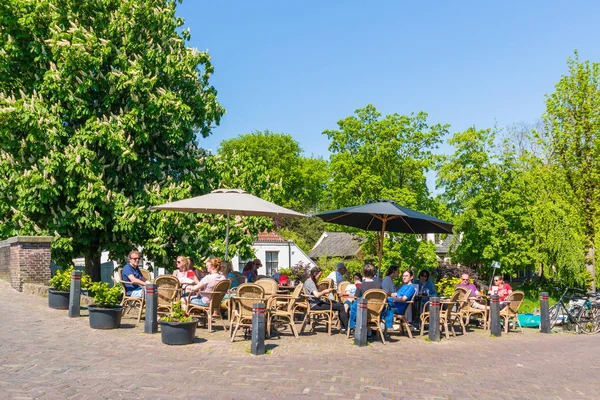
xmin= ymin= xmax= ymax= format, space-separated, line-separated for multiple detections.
xmin=1 ymin=281 xmax=599 ymax=400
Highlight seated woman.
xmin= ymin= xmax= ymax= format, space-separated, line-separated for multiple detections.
xmin=243 ymin=260 xmax=258 ymax=283
xmin=172 ymin=256 xmax=199 ymax=295
xmin=391 ymin=269 xmax=416 ymax=315
xmin=221 ymin=260 xmax=239 ymax=302
xmin=414 ymin=270 xmax=437 ymax=304
xmin=303 ymin=267 xmax=349 ymax=333
xmin=381 ymin=265 xmax=399 ymax=295
xmin=187 ymin=258 xmax=227 ymax=307
xmin=489 ymin=275 xmax=512 ymax=309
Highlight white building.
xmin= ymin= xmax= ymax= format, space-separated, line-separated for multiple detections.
xmin=232 ymin=231 xmax=315 ymax=276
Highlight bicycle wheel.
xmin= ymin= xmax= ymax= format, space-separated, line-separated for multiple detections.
xmin=566 ymin=305 xmax=582 ymax=332
xmin=577 ymin=306 xmax=600 ymax=334
xmin=549 ymin=304 xmax=561 ymax=330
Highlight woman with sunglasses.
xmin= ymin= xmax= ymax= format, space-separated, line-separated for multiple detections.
xmin=489 ymin=275 xmax=512 ymax=303
xmin=172 ymin=256 xmax=199 ymax=295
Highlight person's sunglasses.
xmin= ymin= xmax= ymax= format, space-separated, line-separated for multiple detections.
xmin=461 ymin=278 xmax=469 ymax=281
xmin=494 ymin=279 xmax=501 ymax=282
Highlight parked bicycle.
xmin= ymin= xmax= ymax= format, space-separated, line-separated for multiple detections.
xmin=549 ymin=287 xmax=600 ymax=334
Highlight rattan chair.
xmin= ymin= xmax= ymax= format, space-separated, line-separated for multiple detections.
xmin=499 ymin=291 xmax=525 ymax=334
xmin=266 ymin=283 xmax=304 ymax=339
xmin=392 ymin=290 xmax=417 ymax=339
xmin=463 ymin=291 xmax=489 ymax=330
xmin=117 ymin=268 xmax=145 ymax=321
xmin=449 ymin=287 xmax=472 ymax=335
xmin=255 ymin=278 xmax=279 ymax=298
xmin=154 ymin=275 xmax=180 ymax=316
xmin=187 ymin=279 xmax=230 ymax=333
xmin=347 ymin=289 xmax=388 ymax=344
xmin=140 ymin=268 xmax=151 ymax=282
xmin=420 ymin=290 xmax=461 ymax=339
xmin=317 ymin=278 xmax=334 ymax=291
xmin=230 ymin=283 xmax=265 ymax=341
xmin=299 ymin=292 xmax=334 ymax=336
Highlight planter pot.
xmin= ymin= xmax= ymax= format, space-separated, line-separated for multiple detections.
xmin=48 ymin=289 xmax=70 ymax=310
xmin=160 ymin=319 xmax=199 ymax=345
xmin=88 ymin=305 xmax=123 ymax=329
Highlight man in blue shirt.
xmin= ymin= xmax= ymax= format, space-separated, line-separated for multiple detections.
xmin=391 ymin=269 xmax=415 ymax=315
xmin=121 ymin=250 xmax=147 ymax=297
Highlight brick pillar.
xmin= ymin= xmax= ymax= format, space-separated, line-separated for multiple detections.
xmin=0 ymin=236 xmax=53 ymax=291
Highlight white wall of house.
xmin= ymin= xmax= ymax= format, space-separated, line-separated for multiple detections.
xmin=233 ymin=241 xmax=314 ymax=276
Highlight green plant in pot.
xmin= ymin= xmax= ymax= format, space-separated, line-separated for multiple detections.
xmin=160 ymin=300 xmax=199 ymax=345
xmin=88 ymin=281 xmax=123 ymax=329
xmin=48 ymin=266 xmax=92 ymax=310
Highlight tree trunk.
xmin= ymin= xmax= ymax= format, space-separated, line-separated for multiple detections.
xmin=85 ymin=245 xmax=102 ymax=282
xmin=585 ymin=240 xmax=596 ymax=292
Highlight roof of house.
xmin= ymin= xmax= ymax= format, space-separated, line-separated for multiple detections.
xmin=309 ymin=231 xmax=365 ymax=258
xmin=256 ymin=231 xmax=288 ymax=243
xmin=436 ymin=234 xmax=456 ymax=255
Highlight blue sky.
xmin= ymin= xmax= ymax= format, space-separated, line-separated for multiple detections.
xmin=177 ymin=1 xmax=600 ymax=163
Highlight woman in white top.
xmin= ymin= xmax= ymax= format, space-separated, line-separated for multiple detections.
xmin=172 ymin=256 xmax=199 ymax=291
xmin=381 ymin=265 xmax=399 ymax=295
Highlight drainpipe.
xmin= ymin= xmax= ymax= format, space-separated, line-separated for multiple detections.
xmin=288 ymin=241 xmax=292 ymax=268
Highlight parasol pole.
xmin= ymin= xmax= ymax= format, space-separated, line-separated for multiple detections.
xmin=224 ymin=211 xmax=230 ymax=261
xmin=377 ymin=217 xmax=387 ymax=279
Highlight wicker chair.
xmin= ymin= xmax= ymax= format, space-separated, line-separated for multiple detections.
xmin=317 ymin=278 xmax=334 ymax=291
xmin=266 ymin=283 xmax=304 ymax=339
xmin=449 ymin=287 xmax=472 ymax=335
xmin=117 ymin=268 xmax=145 ymax=321
xmin=499 ymin=291 xmax=525 ymax=334
xmin=463 ymin=290 xmax=489 ymax=330
xmin=255 ymin=278 xmax=279 ymax=298
xmin=347 ymin=289 xmax=388 ymax=344
xmin=420 ymin=290 xmax=461 ymax=339
xmin=187 ymin=279 xmax=231 ymax=333
xmin=154 ymin=275 xmax=180 ymax=316
xmin=140 ymin=268 xmax=151 ymax=282
xmin=299 ymin=292 xmax=334 ymax=336
xmin=392 ymin=290 xmax=417 ymax=339
xmin=230 ymin=283 xmax=265 ymax=342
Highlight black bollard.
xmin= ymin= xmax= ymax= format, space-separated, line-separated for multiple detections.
xmin=490 ymin=294 xmax=501 ymax=337
xmin=251 ymin=302 xmax=266 ymax=355
xmin=428 ymin=296 xmax=441 ymax=342
xmin=68 ymin=270 xmax=82 ymax=318
xmin=144 ymin=283 xmax=157 ymax=334
xmin=354 ymin=298 xmax=368 ymax=347
xmin=540 ymin=292 xmax=550 ymax=334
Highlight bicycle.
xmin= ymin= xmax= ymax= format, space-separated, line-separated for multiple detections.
xmin=549 ymin=287 xmax=600 ymax=334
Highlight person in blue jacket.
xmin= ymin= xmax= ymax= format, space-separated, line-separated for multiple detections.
xmin=391 ymin=269 xmax=416 ymax=315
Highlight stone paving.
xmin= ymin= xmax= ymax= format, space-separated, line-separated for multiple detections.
xmin=1 ymin=280 xmax=600 ymax=399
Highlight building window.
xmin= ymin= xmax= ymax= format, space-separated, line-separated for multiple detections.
xmin=266 ymin=251 xmax=278 ymax=276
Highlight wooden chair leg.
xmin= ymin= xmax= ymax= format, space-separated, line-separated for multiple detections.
xmin=289 ymin=316 xmax=299 ymax=339
xmin=420 ymin=317 xmax=426 ymax=336
xmin=405 ymin=321 xmax=413 ymax=339
xmin=137 ymin=299 xmax=144 ymax=322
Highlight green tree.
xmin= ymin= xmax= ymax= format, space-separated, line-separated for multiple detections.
xmin=0 ymin=0 xmax=230 ymax=280
xmin=324 ymin=104 xmax=448 ymax=270
xmin=544 ymin=53 xmax=600 ymax=290
xmin=217 ymin=130 xmax=329 ymax=213
xmin=437 ymin=127 xmax=537 ymax=277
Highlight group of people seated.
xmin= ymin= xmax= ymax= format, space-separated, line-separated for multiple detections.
xmin=302 ymin=262 xmax=431 ymax=334
xmin=120 ymin=251 xmax=240 ymax=308
xmin=456 ymin=272 xmax=513 ymax=310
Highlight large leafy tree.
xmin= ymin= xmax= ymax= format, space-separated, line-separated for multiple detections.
xmin=324 ymin=105 xmax=448 ymax=268
xmin=544 ymin=53 xmax=600 ymax=290
xmin=217 ymin=130 xmax=329 ymax=213
xmin=0 ymin=0 xmax=231 ymax=280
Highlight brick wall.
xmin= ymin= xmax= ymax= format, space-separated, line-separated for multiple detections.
xmin=0 ymin=236 xmax=53 ymax=291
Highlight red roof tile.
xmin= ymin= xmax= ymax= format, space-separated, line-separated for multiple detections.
xmin=257 ymin=231 xmax=287 ymax=242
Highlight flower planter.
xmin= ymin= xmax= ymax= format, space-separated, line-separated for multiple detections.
xmin=48 ymin=289 xmax=70 ymax=310
xmin=160 ymin=319 xmax=199 ymax=345
xmin=88 ymin=305 xmax=123 ymax=329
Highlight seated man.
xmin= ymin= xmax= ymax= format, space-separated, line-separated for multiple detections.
xmin=121 ymin=250 xmax=147 ymax=297
xmin=326 ymin=262 xmax=349 ymax=287
xmin=456 ymin=273 xmax=486 ymax=310
xmin=391 ymin=269 xmax=416 ymax=315
xmin=348 ymin=264 xmax=382 ymax=330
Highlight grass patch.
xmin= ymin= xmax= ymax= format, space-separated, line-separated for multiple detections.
xmin=513 ymin=281 xmax=560 ymax=314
